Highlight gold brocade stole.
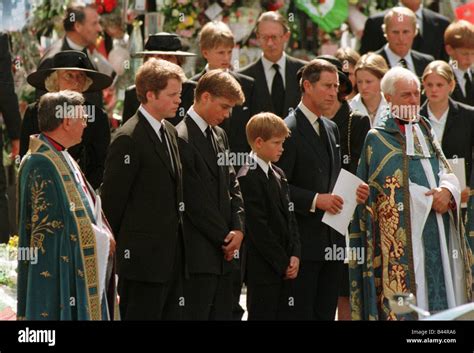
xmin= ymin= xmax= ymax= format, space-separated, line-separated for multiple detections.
xmin=26 ymin=137 xmax=102 ymax=320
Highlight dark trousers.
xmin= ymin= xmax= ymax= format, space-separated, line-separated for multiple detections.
xmin=286 ymin=260 xmax=343 ymax=320
xmin=247 ymin=279 xmax=295 ymax=320
xmin=183 ymin=272 xmax=233 ymax=320
xmin=0 ymin=137 xmax=9 ymax=243
xmin=118 ymin=242 xmax=184 ymax=320
xmin=231 ymin=259 xmax=244 ymax=320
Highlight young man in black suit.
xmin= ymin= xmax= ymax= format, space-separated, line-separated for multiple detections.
xmin=276 ymin=59 xmax=369 ymax=320
xmin=374 ymin=7 xmax=434 ymax=79
xmin=359 ymin=0 xmax=449 ymax=61
xmin=101 ymin=58 xmax=186 ymax=320
xmin=240 ymin=11 xmax=306 ymax=119
xmin=176 ymin=70 xmax=245 ymax=320
xmin=122 ymin=32 xmax=197 ymax=125
xmin=192 ymin=21 xmax=254 ymax=154
xmin=237 ymin=112 xmax=301 ymax=320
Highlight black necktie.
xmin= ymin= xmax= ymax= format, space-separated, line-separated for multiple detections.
xmin=399 ymin=58 xmax=408 ymax=69
xmin=465 ymin=72 xmax=473 ymax=99
xmin=268 ymin=167 xmax=285 ymax=211
xmin=159 ymin=126 xmax=174 ymax=171
xmin=206 ymin=126 xmax=218 ymax=156
xmin=271 ymin=63 xmax=285 ymax=117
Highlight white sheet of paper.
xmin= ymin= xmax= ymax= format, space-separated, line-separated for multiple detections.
xmin=322 ymin=169 xmax=364 ymax=235
xmin=448 ymin=158 xmax=467 ymax=208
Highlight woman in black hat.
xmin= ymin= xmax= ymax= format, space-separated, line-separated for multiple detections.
xmin=20 ymin=50 xmax=112 ymax=189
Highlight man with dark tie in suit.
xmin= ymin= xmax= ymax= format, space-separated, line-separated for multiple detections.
xmin=444 ymin=20 xmax=474 ymax=107
xmin=374 ymin=7 xmax=434 ymax=79
xmin=35 ymin=4 xmax=115 ymax=108
xmin=176 ymin=70 xmax=245 ymax=320
xmin=360 ymin=0 xmax=449 ymax=61
xmin=276 ymin=59 xmax=369 ymax=320
xmin=240 ymin=11 xmax=306 ymax=119
xmin=101 ymin=59 xmax=186 ymax=320
xmin=122 ymin=32 xmax=197 ymax=125
xmin=0 ymin=31 xmax=21 ymax=243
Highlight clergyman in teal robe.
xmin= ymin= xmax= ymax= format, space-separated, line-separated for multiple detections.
xmin=17 ymin=134 xmax=113 ymax=320
xmin=349 ymin=114 xmax=472 ymax=320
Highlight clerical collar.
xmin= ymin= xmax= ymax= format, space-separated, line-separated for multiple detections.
xmin=43 ymin=134 xmax=66 ymax=151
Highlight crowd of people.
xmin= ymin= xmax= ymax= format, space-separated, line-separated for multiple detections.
xmin=1 ymin=0 xmax=473 ymax=321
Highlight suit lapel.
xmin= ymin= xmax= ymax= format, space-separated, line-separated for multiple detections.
xmin=295 ymin=109 xmax=329 ymax=168
xmin=139 ymin=112 xmax=175 ymax=178
xmin=319 ymin=118 xmax=338 ymax=189
xmin=284 ymin=58 xmax=297 ymax=114
xmin=442 ymin=99 xmax=458 ymax=145
xmin=186 ymin=116 xmax=219 ymax=177
xmin=256 ymin=59 xmax=272 ymax=107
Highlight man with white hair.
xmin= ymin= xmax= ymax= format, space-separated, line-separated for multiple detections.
xmin=349 ymin=67 xmax=472 ymax=320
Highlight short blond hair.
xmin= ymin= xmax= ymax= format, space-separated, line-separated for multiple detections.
xmin=444 ymin=20 xmax=474 ymax=49
xmin=355 ymin=52 xmax=389 ymax=80
xmin=194 ymin=69 xmax=244 ymax=105
xmin=422 ymin=60 xmax=455 ymax=85
xmin=199 ymin=21 xmax=235 ymax=51
xmin=135 ymin=58 xmax=186 ymax=104
xmin=246 ymin=112 xmax=289 ymax=148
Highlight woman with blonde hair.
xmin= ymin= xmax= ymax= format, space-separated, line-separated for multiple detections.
xmin=420 ymin=60 xmax=474 ymax=207
xmin=349 ymin=52 xmax=389 ymax=127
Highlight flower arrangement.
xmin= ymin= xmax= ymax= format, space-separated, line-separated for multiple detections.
xmin=158 ymin=0 xmax=201 ymax=39
xmin=96 ymin=0 xmax=119 ymax=14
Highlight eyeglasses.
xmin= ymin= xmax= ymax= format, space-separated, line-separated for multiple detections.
xmin=258 ymin=34 xmax=285 ymax=43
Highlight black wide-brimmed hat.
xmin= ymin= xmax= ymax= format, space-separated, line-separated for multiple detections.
xmin=27 ymin=50 xmax=113 ymax=92
xmin=133 ymin=32 xmax=196 ymax=57
xmin=315 ymin=55 xmax=353 ymax=96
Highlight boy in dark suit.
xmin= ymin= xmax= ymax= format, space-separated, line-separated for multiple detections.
xmin=237 ymin=112 xmax=301 ymax=320
xmin=177 ymin=70 xmax=245 ymax=320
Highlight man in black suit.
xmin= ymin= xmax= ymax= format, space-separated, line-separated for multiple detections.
xmin=374 ymin=7 xmax=434 ymax=79
xmin=101 ymin=58 xmax=186 ymax=320
xmin=240 ymin=11 xmax=306 ymax=119
xmin=0 ymin=31 xmax=21 ymax=243
xmin=276 ymin=59 xmax=369 ymax=320
xmin=360 ymin=0 xmax=450 ymax=61
xmin=192 ymin=21 xmax=254 ymax=155
xmin=122 ymin=33 xmax=197 ymax=126
xmin=36 ymin=4 xmax=115 ymax=108
xmin=176 ymin=70 xmax=245 ymax=320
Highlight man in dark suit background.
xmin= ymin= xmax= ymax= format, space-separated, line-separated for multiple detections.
xmin=374 ymin=7 xmax=434 ymax=78
xmin=101 ymin=58 xmax=186 ymax=320
xmin=122 ymin=32 xmax=197 ymax=126
xmin=192 ymin=21 xmax=254 ymax=155
xmin=176 ymin=70 xmax=245 ymax=320
xmin=35 ymin=4 xmax=114 ymax=108
xmin=360 ymin=0 xmax=450 ymax=61
xmin=276 ymin=59 xmax=369 ymax=320
xmin=240 ymin=11 xmax=306 ymax=119
xmin=0 ymin=31 xmax=21 ymax=243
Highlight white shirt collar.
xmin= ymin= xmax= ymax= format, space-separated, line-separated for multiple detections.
xmin=139 ymin=105 xmax=165 ymax=140
xmin=384 ymin=44 xmax=413 ymax=71
xmin=66 ymin=36 xmax=86 ymax=52
xmin=187 ymin=106 xmax=209 ymax=135
xmin=249 ymin=151 xmax=271 ymax=178
xmin=451 ymin=60 xmax=471 ymax=95
xmin=427 ymin=104 xmax=449 ymax=143
xmin=261 ymin=52 xmax=286 ymax=92
xmin=298 ymin=101 xmax=321 ymax=125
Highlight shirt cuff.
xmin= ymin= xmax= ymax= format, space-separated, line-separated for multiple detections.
xmin=310 ymin=193 xmax=318 ymax=213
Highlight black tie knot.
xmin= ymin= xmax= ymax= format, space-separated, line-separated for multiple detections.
xmin=399 ymin=58 xmax=408 ymax=69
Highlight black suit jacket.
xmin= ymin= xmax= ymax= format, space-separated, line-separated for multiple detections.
xmin=0 ymin=32 xmax=21 ymax=142
xmin=237 ymin=163 xmax=300 ymax=285
xmin=276 ymin=108 xmax=343 ymax=261
xmin=176 ymin=115 xmax=244 ymax=275
xmin=101 ymin=111 xmax=184 ymax=283
xmin=35 ymin=38 xmax=112 ymax=108
xmin=359 ymin=8 xmax=450 ymax=60
xmin=239 ymin=55 xmax=306 ymax=118
xmin=420 ymin=98 xmax=474 ymax=186
xmin=191 ymin=70 xmax=255 ymax=154
xmin=451 ymin=71 xmax=474 ymax=107
xmin=19 ymin=101 xmax=110 ymax=189
xmin=375 ymin=48 xmax=433 ymax=78
xmin=122 ymin=80 xmax=196 ymax=126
